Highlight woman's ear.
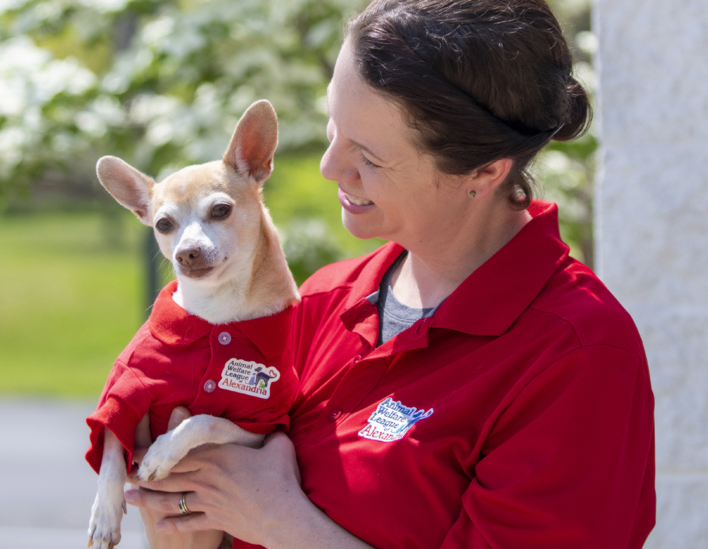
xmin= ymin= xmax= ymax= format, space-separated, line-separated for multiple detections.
xmin=466 ymin=158 xmax=513 ymax=199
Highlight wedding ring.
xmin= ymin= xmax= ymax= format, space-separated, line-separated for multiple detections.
xmin=178 ymin=492 xmax=191 ymax=515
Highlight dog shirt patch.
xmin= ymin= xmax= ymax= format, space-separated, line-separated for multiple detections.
xmin=358 ymin=397 xmax=434 ymax=442
xmin=219 ymin=359 xmax=280 ymax=399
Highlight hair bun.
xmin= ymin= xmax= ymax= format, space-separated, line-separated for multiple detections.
xmin=553 ymin=77 xmax=593 ymax=142
xmin=348 ymin=0 xmax=594 ymax=210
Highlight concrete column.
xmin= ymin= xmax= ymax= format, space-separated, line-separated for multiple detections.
xmin=593 ymin=1 xmax=708 ymax=547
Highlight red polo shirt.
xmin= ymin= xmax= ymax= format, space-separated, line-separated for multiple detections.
xmin=286 ymin=201 xmax=655 ymax=548
xmin=86 ymin=281 xmax=296 ymax=474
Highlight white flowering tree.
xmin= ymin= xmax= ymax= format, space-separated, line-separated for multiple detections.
xmin=0 ymin=0 xmax=361 ymax=200
xmin=0 ymin=0 xmax=596 ymax=269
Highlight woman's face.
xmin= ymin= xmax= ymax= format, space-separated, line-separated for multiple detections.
xmin=320 ymin=41 xmax=471 ymax=247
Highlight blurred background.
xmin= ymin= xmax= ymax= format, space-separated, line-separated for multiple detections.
xmin=0 ymin=0 xmax=596 ymax=546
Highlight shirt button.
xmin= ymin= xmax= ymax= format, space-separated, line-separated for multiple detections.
xmin=218 ymin=332 xmax=231 ymax=345
xmin=203 ymin=380 xmax=216 ymax=393
xmin=352 ymin=355 xmax=362 ymax=364
xmin=328 ymin=408 xmax=343 ymax=422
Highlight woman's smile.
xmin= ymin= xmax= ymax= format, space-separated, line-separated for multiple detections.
xmin=338 ymin=186 xmax=376 ymax=214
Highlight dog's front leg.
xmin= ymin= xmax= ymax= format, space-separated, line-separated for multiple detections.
xmin=88 ymin=427 xmax=127 ymax=548
xmin=136 ymin=415 xmax=264 ymax=482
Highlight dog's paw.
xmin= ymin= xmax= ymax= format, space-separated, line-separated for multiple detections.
xmin=88 ymin=493 xmax=124 ymax=549
xmin=136 ymin=433 xmax=186 ymax=482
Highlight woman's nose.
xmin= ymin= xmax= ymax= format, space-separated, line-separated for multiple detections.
xmin=320 ymin=138 xmax=358 ymax=185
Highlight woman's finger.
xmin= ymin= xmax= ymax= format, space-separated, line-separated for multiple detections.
xmin=167 ymin=406 xmax=191 ymax=431
xmin=128 ymin=452 xmax=203 ymax=482
xmin=128 ymin=447 xmax=205 ymax=483
xmin=164 ymin=442 xmax=251 ymax=475
xmin=132 ymin=447 xmax=148 ymax=466
xmin=263 ymin=431 xmax=301 ymax=485
xmin=129 ymin=407 xmax=195 ymax=472
xmin=135 ymin=413 xmax=152 ymax=449
xmin=155 ymin=510 xmax=213 ymax=534
xmin=124 ymin=486 xmax=205 ymax=515
xmin=128 ymin=469 xmax=203 ymax=493
xmin=124 ymin=487 xmax=185 ymax=514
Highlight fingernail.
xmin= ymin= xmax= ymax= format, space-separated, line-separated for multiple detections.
xmin=124 ymin=490 xmax=137 ymax=502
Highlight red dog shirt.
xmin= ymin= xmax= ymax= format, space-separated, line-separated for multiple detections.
xmin=86 ymin=280 xmax=296 ymax=474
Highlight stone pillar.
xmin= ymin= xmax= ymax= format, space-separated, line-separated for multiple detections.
xmin=593 ymin=1 xmax=708 ymax=547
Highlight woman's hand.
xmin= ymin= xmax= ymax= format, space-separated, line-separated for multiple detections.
xmin=130 ymin=408 xmax=224 ymax=549
xmin=126 ymin=426 xmax=302 ymax=546
xmin=126 ymin=409 xmax=372 ymax=549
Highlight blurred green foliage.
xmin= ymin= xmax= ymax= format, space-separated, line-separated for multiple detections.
xmin=542 ymin=0 xmax=597 ymax=266
xmin=266 ymin=154 xmax=383 ymax=283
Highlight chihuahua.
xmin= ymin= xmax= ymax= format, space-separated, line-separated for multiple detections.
xmin=85 ymin=100 xmax=300 ymax=549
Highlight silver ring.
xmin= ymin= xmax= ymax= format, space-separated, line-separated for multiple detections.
xmin=178 ymin=492 xmax=191 ymax=515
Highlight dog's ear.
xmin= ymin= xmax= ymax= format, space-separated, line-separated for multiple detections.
xmin=96 ymin=156 xmax=155 ymax=226
xmin=223 ymin=100 xmax=278 ymax=186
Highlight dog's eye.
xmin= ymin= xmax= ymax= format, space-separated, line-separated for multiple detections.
xmin=156 ymin=218 xmax=173 ymax=232
xmin=212 ymin=204 xmax=232 ymax=219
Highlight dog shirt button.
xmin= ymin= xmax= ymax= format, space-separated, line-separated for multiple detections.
xmin=203 ymin=380 xmax=216 ymax=393
xmin=218 ymin=332 xmax=231 ymax=345
xmin=352 ymin=355 xmax=361 ymax=364
xmin=328 ymin=408 xmax=343 ymax=422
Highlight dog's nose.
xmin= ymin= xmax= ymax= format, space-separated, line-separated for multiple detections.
xmin=176 ymin=247 xmax=202 ymax=268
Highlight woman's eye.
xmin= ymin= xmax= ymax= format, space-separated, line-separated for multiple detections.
xmin=212 ymin=204 xmax=232 ymax=219
xmin=155 ymin=218 xmax=173 ymax=232
xmin=361 ymin=153 xmax=381 ymax=169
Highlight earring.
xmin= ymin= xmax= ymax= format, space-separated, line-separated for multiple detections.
xmin=469 ymin=190 xmax=476 ymax=198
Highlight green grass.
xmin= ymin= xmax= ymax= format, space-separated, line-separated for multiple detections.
xmin=0 ymin=211 xmax=147 ymax=398
xmin=0 ymin=153 xmax=380 ymax=398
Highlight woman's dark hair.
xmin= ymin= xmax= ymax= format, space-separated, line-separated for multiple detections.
xmin=346 ymin=0 xmax=592 ymax=209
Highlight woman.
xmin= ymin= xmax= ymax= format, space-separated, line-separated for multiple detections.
xmin=126 ymin=0 xmax=656 ymax=547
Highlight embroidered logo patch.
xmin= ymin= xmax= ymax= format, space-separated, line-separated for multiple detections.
xmin=358 ymin=397 xmax=434 ymax=442
xmin=219 ymin=359 xmax=280 ymax=399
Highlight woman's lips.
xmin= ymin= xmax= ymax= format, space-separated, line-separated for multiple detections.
xmin=338 ymin=187 xmax=376 ymax=214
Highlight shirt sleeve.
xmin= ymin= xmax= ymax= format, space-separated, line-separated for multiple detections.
xmin=85 ymin=359 xmax=154 ymax=474
xmin=440 ymin=345 xmax=655 ymax=549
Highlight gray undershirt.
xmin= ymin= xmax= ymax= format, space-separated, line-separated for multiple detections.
xmin=376 ymin=252 xmax=435 ymax=346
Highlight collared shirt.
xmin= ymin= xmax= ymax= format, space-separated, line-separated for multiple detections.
xmin=86 ymin=280 xmax=296 ymax=474
xmin=286 ymin=201 xmax=655 ymax=549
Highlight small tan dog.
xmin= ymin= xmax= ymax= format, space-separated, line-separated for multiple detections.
xmin=86 ymin=100 xmax=299 ymax=549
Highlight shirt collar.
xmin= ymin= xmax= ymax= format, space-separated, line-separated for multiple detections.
xmin=430 ymin=200 xmax=569 ymax=336
xmin=149 ymin=281 xmax=212 ymax=346
xmin=340 ymin=200 xmax=569 ymax=338
xmin=149 ymin=280 xmax=294 ymax=358
xmin=340 ymin=241 xmax=405 ymax=331
xmin=233 ymin=306 xmax=294 ymax=359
